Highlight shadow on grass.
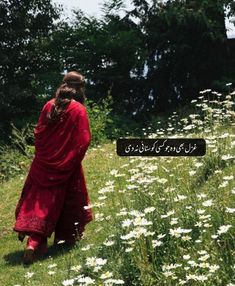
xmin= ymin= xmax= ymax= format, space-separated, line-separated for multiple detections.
xmin=3 ymin=244 xmax=75 ymax=267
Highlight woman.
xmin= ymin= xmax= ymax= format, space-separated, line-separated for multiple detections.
xmin=14 ymin=71 xmax=93 ymax=264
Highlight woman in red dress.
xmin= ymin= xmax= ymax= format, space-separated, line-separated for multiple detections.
xmin=14 ymin=71 xmax=93 ymax=264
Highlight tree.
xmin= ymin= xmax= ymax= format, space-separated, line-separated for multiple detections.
xmin=0 ymin=0 xmax=61 ymax=127
xmin=52 ymin=7 xmax=147 ymax=115
xmin=127 ymin=0 xmax=235 ymax=112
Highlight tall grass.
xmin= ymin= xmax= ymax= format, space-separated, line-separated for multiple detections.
xmin=0 ymin=88 xmax=235 ymax=286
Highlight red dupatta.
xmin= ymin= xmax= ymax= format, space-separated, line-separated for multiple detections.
xmin=29 ymin=99 xmax=91 ymax=187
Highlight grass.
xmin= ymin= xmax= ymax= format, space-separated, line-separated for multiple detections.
xmin=0 ymin=91 xmax=235 ymax=286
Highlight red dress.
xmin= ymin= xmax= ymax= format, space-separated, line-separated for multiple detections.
xmin=14 ymin=99 xmax=93 ymax=244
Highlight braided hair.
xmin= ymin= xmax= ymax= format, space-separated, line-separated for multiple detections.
xmin=48 ymin=71 xmax=86 ymax=122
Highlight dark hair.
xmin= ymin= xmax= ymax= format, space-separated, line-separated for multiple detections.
xmin=48 ymin=71 xmax=86 ymax=122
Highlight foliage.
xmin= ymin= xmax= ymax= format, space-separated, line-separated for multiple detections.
xmin=0 ymin=0 xmax=62 ymax=125
xmin=9 ymin=123 xmax=35 ymax=157
xmin=86 ymin=93 xmax=114 ymax=146
xmin=0 ymin=146 xmax=31 ymax=182
xmin=51 ymin=0 xmax=235 ymax=116
xmin=1 ymin=0 xmax=235 ymax=134
xmin=126 ymin=0 xmax=234 ymax=112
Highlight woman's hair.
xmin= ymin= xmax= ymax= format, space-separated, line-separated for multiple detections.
xmin=48 ymin=71 xmax=86 ymax=122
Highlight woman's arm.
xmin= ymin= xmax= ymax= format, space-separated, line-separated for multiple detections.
xmin=75 ymin=106 xmax=92 ymax=162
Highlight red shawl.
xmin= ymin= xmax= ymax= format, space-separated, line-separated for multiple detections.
xmin=30 ymin=99 xmax=91 ymax=187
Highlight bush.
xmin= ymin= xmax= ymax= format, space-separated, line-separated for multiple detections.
xmin=0 ymin=146 xmax=31 ymax=182
xmin=86 ymin=94 xmax=114 ymax=146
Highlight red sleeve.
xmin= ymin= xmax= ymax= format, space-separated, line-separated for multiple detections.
xmin=75 ymin=106 xmax=92 ymax=162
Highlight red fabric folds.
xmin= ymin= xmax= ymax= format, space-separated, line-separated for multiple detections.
xmin=14 ymin=99 xmax=93 ymax=242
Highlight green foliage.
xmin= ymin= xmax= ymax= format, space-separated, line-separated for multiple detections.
xmin=0 ymin=146 xmax=30 ymax=182
xmin=9 ymin=123 xmax=35 ymax=157
xmin=1 ymin=0 xmax=235 ymax=132
xmin=0 ymin=123 xmax=35 ymax=182
xmin=86 ymin=94 xmax=114 ymax=146
xmin=0 ymin=0 xmax=62 ymax=124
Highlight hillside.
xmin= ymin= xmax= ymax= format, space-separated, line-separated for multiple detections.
xmin=0 ymin=92 xmax=235 ymax=286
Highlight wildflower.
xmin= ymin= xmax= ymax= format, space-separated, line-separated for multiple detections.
xmin=195 ymin=162 xmax=203 ymax=168
xmin=222 ymin=154 xmax=234 ymax=160
xmin=120 ymin=232 xmax=136 ymax=240
xmin=219 ymin=181 xmax=229 ymax=188
xmin=57 ymin=240 xmax=65 ymax=244
xmin=93 ymin=266 xmax=102 ymax=272
xmin=48 ymin=263 xmax=57 ymax=269
xmin=81 ymin=245 xmax=91 ymax=251
xmin=100 ymin=271 xmax=113 ymax=279
xmin=182 ymin=235 xmax=192 ymax=241
xmin=161 ymin=210 xmax=175 ymax=218
xmin=174 ymin=195 xmax=187 ymax=202
xmin=199 ymin=262 xmax=210 ymax=268
xmin=86 ymin=257 xmax=107 ymax=267
xmin=144 ymin=231 xmax=155 ymax=237
xmin=198 ymin=250 xmax=207 ymax=255
xmin=162 ymin=263 xmax=182 ymax=271
xmin=104 ymin=279 xmax=125 ymax=285
xmin=202 ymin=200 xmax=213 ymax=207
xmin=152 ymin=240 xmax=163 ymax=247
xmin=217 ymin=224 xmax=232 ymax=235
xmin=195 ymin=239 xmax=202 ymax=243
xmin=24 ymin=272 xmax=34 ymax=279
xmin=197 ymin=193 xmax=207 ymax=199
xmin=169 ymin=227 xmax=192 ymax=238
xmin=183 ymin=124 xmax=194 ymax=130
xmin=170 ymin=218 xmax=178 ymax=225
xmin=48 ymin=271 xmax=56 ymax=275
xmin=195 ymin=221 xmax=203 ymax=227
xmin=129 ymin=210 xmax=144 ymax=217
xmin=144 ymin=207 xmax=156 ymax=213
xmin=179 ymin=279 xmax=187 ymax=285
xmin=199 ymin=214 xmax=211 ymax=220
xmin=198 ymin=254 xmax=210 ymax=261
xmin=110 ymin=169 xmax=118 ymax=175
xmin=157 ymin=234 xmax=166 ymax=239
xmin=199 ymin=89 xmax=211 ymax=94
xmin=197 ymin=209 xmax=206 ymax=214
xmin=225 ymin=207 xmax=235 ymax=213
xmin=133 ymin=217 xmax=152 ymax=226
xmin=223 ymin=175 xmax=234 ymax=180
xmin=209 ymin=265 xmax=220 ymax=273
xmin=163 ymin=271 xmax=174 ymax=277
xmin=71 ymin=265 xmax=82 ymax=272
xmin=103 ymin=240 xmax=115 ymax=246
xmin=77 ymin=276 xmax=95 ymax=284
xmin=187 ymin=260 xmax=197 ymax=267
xmin=62 ymin=279 xmax=75 ymax=286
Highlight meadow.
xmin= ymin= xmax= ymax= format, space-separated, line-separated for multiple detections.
xmin=0 ymin=89 xmax=235 ymax=286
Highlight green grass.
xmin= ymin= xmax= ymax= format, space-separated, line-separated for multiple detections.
xmin=0 ymin=94 xmax=235 ymax=286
